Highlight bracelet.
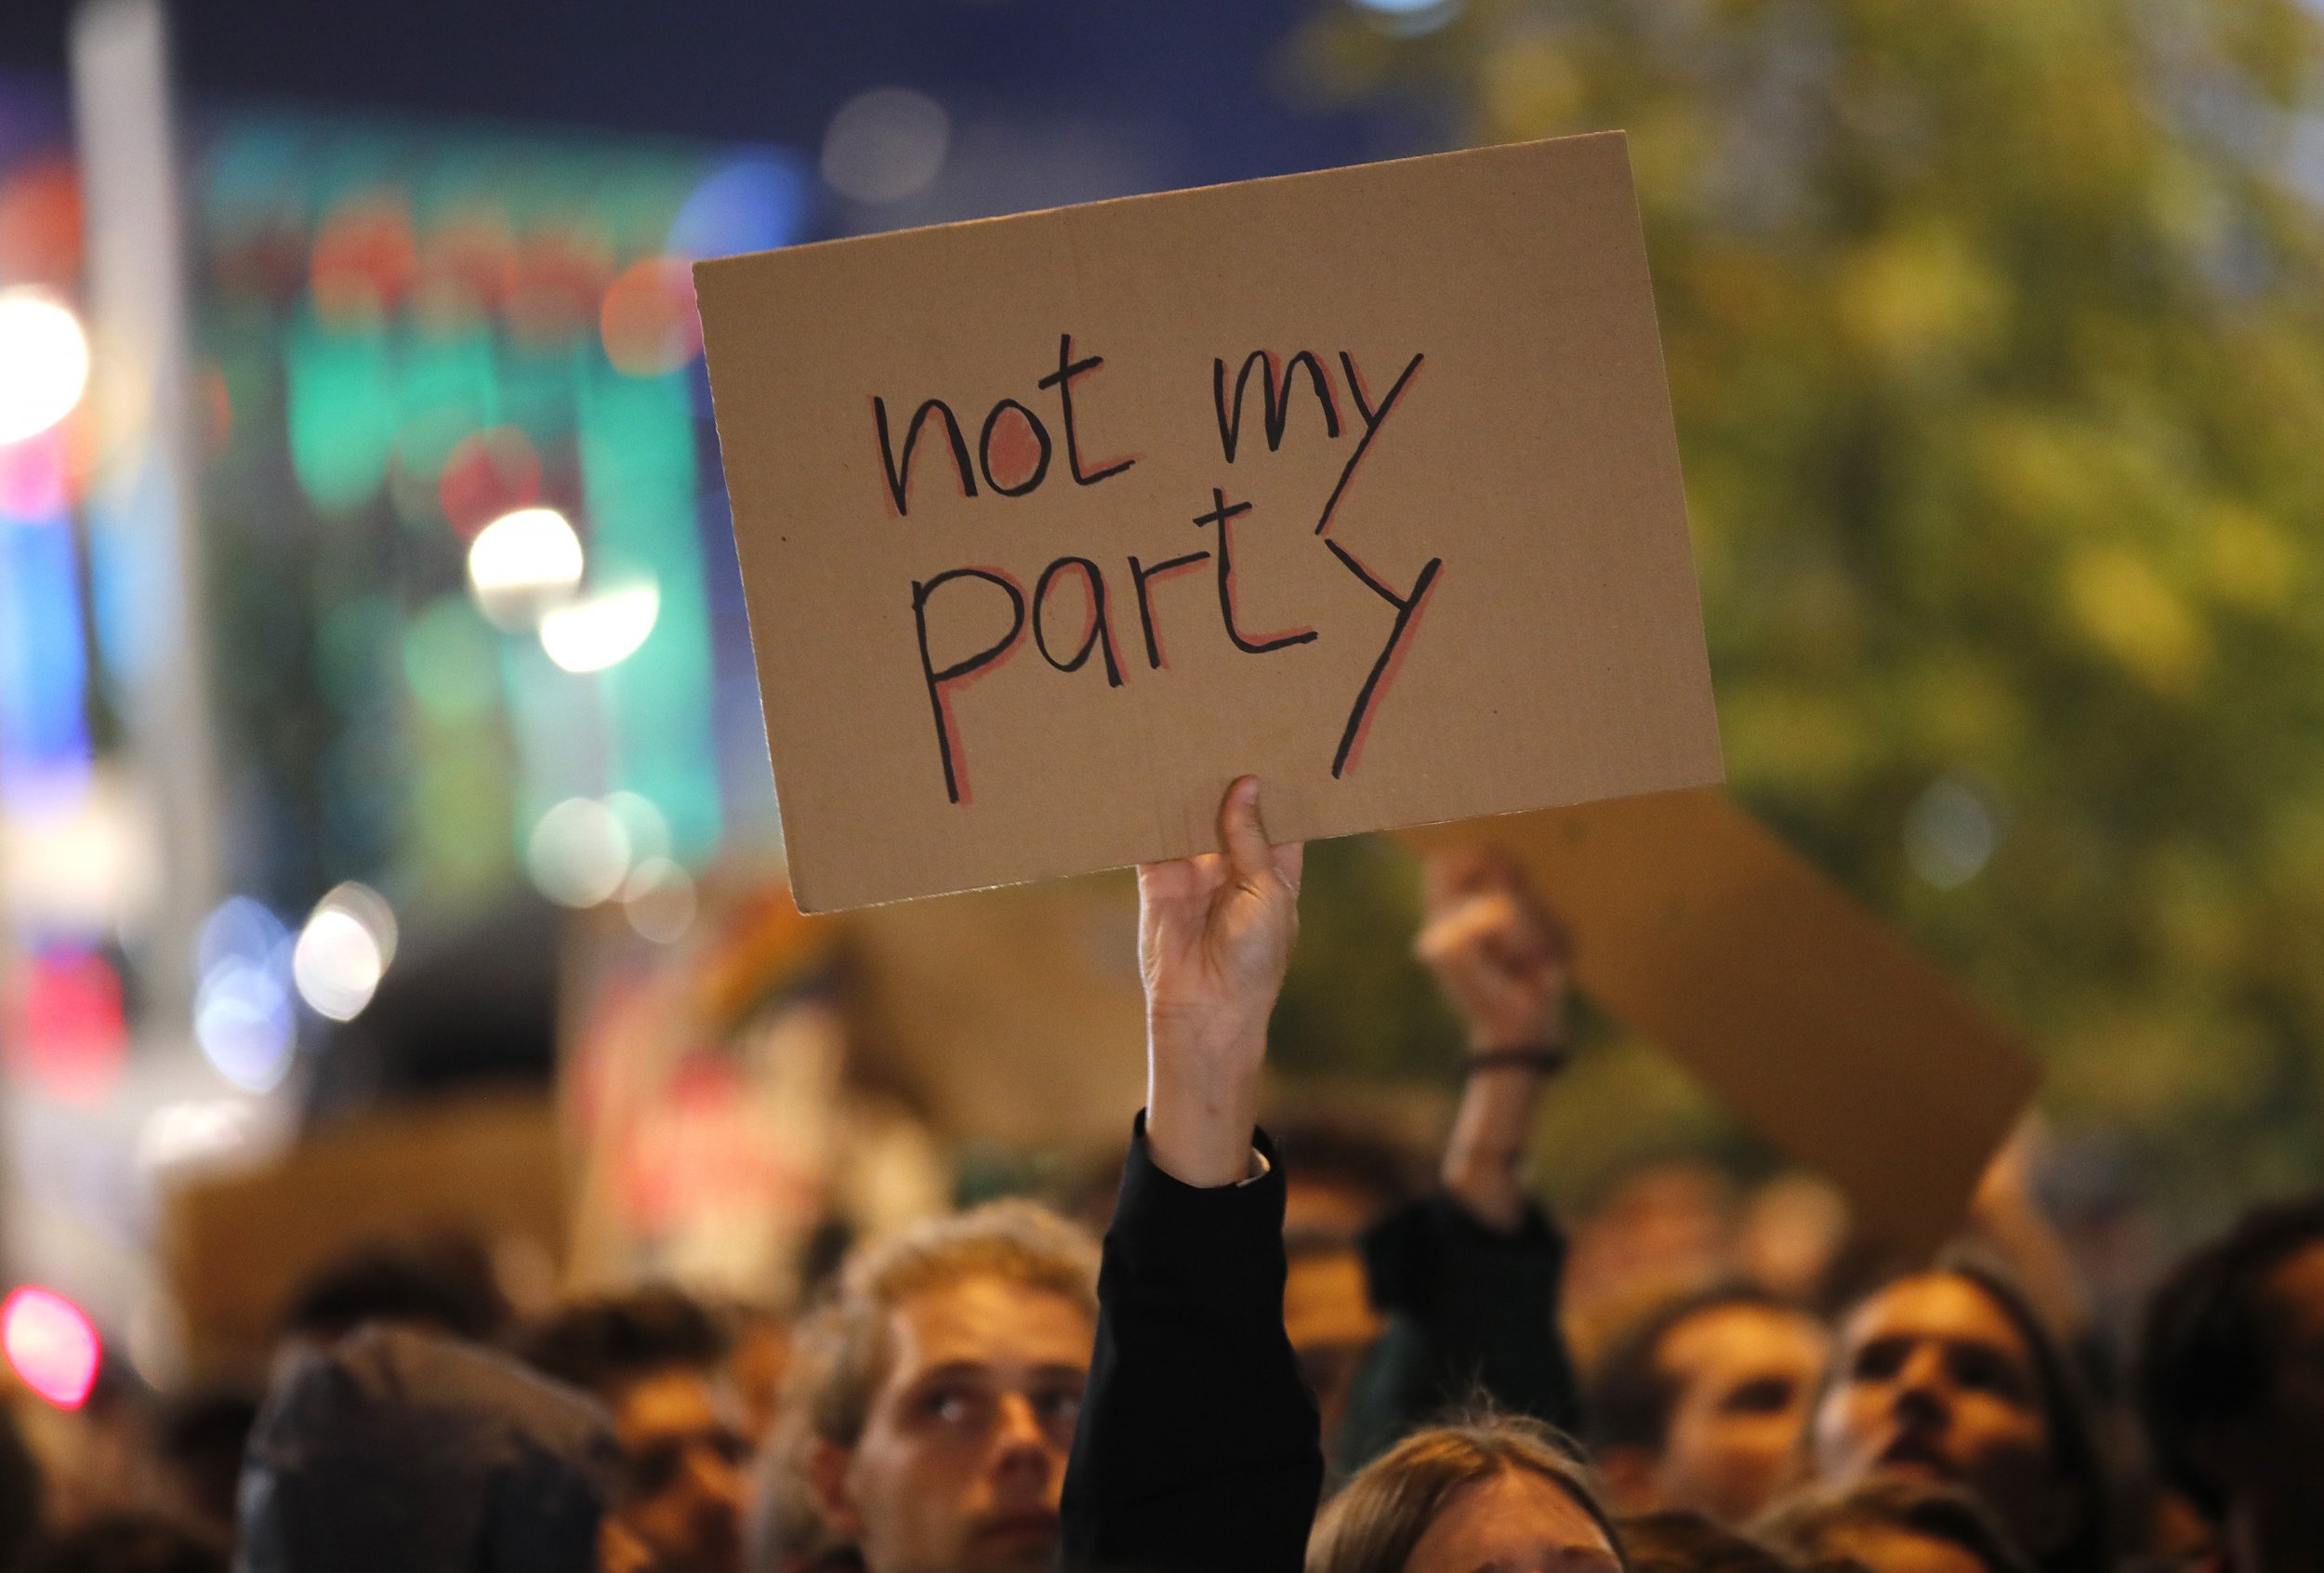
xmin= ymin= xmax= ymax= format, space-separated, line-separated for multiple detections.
xmin=1462 ymin=1045 xmax=1568 ymax=1077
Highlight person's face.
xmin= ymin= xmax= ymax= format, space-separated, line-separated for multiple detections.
xmin=1401 ymin=1467 xmax=1621 ymax=1573
xmin=1650 ymin=1302 xmax=1829 ymax=1525
xmin=608 ymin=1366 xmax=750 ymax=1573
xmin=822 ymin=1275 xmax=1091 ymax=1573
xmin=2222 ymin=1240 xmax=2324 ymax=1500
xmin=1813 ymin=1275 xmax=2073 ymax=1556
xmin=1285 ymin=1242 xmax=1384 ymax=1458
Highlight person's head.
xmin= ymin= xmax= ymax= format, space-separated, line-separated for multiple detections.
xmin=238 ymin=1325 xmax=614 ymax=1573
xmin=1590 ymin=1287 xmax=1831 ymax=1527
xmin=522 ymin=1288 xmax=746 ymax=1573
xmin=1809 ymin=1263 xmax=2106 ymax=1573
xmin=152 ymin=1389 xmax=258 ymax=1543
xmin=1271 ymin=1123 xmax=1421 ymax=1241
xmin=777 ymin=1199 xmax=1098 ymax=1573
xmin=2134 ymin=1192 xmax=2324 ymax=1533
xmin=275 ymin=1236 xmax=507 ymax=1353
xmin=1615 ymin=1510 xmax=1794 ymax=1573
xmin=1755 ymin=1477 xmax=2034 ymax=1573
xmin=28 ymin=1513 xmax=225 ymax=1573
xmin=1307 ymin=1414 xmax=1626 ymax=1573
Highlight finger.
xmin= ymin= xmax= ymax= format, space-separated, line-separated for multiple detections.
xmin=1218 ymin=774 xmax=1277 ymax=885
xmin=1272 ymin=839 xmax=1304 ymax=896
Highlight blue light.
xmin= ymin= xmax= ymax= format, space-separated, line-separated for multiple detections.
xmin=0 ymin=513 xmax=91 ymax=803
xmin=668 ymin=152 xmax=816 ymax=261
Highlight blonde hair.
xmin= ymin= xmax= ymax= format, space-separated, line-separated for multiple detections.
xmin=1307 ymin=1414 xmax=1625 ymax=1573
xmin=750 ymin=1201 xmax=1101 ymax=1570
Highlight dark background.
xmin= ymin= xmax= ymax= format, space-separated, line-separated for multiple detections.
xmin=0 ymin=0 xmax=1420 ymax=190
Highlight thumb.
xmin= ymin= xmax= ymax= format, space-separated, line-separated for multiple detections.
xmin=1218 ymin=774 xmax=1276 ymax=885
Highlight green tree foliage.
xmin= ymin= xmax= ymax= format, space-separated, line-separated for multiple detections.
xmin=1279 ymin=0 xmax=2324 ymax=1212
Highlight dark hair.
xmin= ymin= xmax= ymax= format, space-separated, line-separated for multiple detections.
xmin=1307 ymin=1413 xmax=1628 ymax=1573
xmin=520 ymin=1287 xmax=731 ymax=1397
xmin=1828 ymin=1259 xmax=2110 ymax=1573
xmin=153 ymin=1390 xmax=260 ymax=1538
xmin=1756 ymin=1478 xmax=2032 ymax=1573
xmin=2134 ymin=1192 xmax=2324 ymax=1520
xmin=1589 ymin=1286 xmax=1806 ymax=1453
xmin=1270 ymin=1121 xmax=1424 ymax=1223
xmin=278 ymin=1238 xmax=507 ymax=1344
xmin=1617 ymin=1510 xmax=1794 ymax=1573
xmin=28 ymin=1514 xmax=226 ymax=1573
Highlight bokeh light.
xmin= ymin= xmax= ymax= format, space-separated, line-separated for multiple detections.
xmin=539 ymin=578 xmax=660 ymax=673
xmin=193 ymin=958 xmax=295 ymax=1092
xmin=821 ymin=87 xmax=951 ymax=205
xmin=622 ymin=855 xmax=697 ymax=945
xmin=2 ymin=1288 xmax=99 ymax=1410
xmin=526 ymin=797 xmax=632 ymax=906
xmin=0 ymin=289 xmax=90 ymax=444
xmin=291 ymin=881 xmax=398 ymax=1022
xmin=437 ymin=426 xmax=541 ymax=537
xmin=600 ymin=258 xmax=703 ymax=377
xmin=668 ymin=153 xmax=813 ymax=259
xmin=7 ymin=947 xmax=126 ymax=1107
xmin=1905 ymin=776 xmax=2000 ymax=890
xmin=467 ymin=506 xmax=584 ymax=629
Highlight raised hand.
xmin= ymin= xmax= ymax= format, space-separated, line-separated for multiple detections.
xmin=1414 ymin=849 xmax=1570 ymax=1054
xmin=1138 ymin=775 xmax=1303 ymax=1187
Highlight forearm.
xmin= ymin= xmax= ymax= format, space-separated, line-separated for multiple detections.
xmin=1142 ymin=1012 xmax=1265 ymax=1189
xmin=1439 ymin=1060 xmax=1554 ymax=1234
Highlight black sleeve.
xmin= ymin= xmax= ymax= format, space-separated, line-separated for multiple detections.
xmin=1335 ymin=1192 xmax=1581 ymax=1474
xmin=1059 ymin=1117 xmax=1323 ymax=1573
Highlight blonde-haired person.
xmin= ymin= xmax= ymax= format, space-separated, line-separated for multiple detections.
xmin=759 ymin=1198 xmax=1100 ymax=1573
xmin=1059 ymin=776 xmax=1630 ymax=1573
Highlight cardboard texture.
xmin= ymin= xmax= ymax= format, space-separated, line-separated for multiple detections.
xmin=1397 ymin=789 xmax=2040 ymax=1255
xmin=698 ymin=133 xmax=1723 ymax=911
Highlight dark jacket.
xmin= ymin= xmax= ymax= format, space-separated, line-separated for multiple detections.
xmin=236 ymin=1325 xmax=617 ymax=1573
xmin=1337 ymin=1191 xmax=1581 ymax=1472
xmin=1060 ymin=1118 xmax=1324 ymax=1573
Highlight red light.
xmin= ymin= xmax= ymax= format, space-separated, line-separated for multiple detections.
xmin=3 ymin=1288 xmax=99 ymax=1410
xmin=438 ymin=426 xmax=542 ymax=536
xmin=600 ymin=257 xmax=702 ymax=377
xmin=7 ymin=948 xmax=128 ymax=1107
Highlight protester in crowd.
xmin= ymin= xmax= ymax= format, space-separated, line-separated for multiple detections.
xmin=0 ymin=1403 xmax=38 ymax=1573
xmin=1808 ymin=1262 xmax=2110 ymax=1573
xmin=770 ymin=1200 xmax=1098 ymax=1573
xmin=1270 ymin=1122 xmax=1412 ymax=1462
xmin=1756 ymin=1477 xmax=2034 ymax=1573
xmin=1616 ymin=1511 xmax=1795 ymax=1573
xmin=29 ymin=1514 xmax=225 ymax=1573
xmin=1337 ymin=851 xmax=1585 ymax=1471
xmin=149 ymin=1392 xmax=257 ymax=1551
xmin=521 ymin=1288 xmax=750 ymax=1573
xmin=271 ymin=1236 xmax=508 ymax=1368
xmin=2134 ymin=1193 xmax=2324 ymax=1573
xmin=236 ymin=1324 xmax=614 ymax=1573
xmin=1307 ymin=1416 xmax=1623 ymax=1573
xmin=1060 ymin=776 xmax=1627 ymax=1573
xmin=1589 ymin=1288 xmax=1831 ymax=1527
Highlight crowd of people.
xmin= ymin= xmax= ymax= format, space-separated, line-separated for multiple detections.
xmin=0 ymin=777 xmax=2319 ymax=1573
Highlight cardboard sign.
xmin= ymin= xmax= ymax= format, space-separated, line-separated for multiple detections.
xmin=698 ymin=133 xmax=1723 ymax=911
xmin=1398 ymin=789 xmax=2040 ymax=1255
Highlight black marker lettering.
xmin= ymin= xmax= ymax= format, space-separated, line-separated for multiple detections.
xmin=1128 ymin=550 xmax=1209 ymax=670
xmin=1211 ymin=350 xmax=1341 ymax=463
xmin=910 ymin=568 xmax=1027 ymax=804
xmin=1032 ymin=556 xmax=1123 ymax=687
xmin=1192 ymin=487 xmax=1318 ymax=655
xmin=874 ymin=397 xmax=978 ymax=517
xmin=1036 ymin=334 xmax=1135 ymax=486
xmin=1324 ymin=537 xmax=1442 ymax=777
xmin=1315 ymin=350 xmax=1424 ymax=535
xmin=977 ymin=398 xmax=1052 ymax=496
